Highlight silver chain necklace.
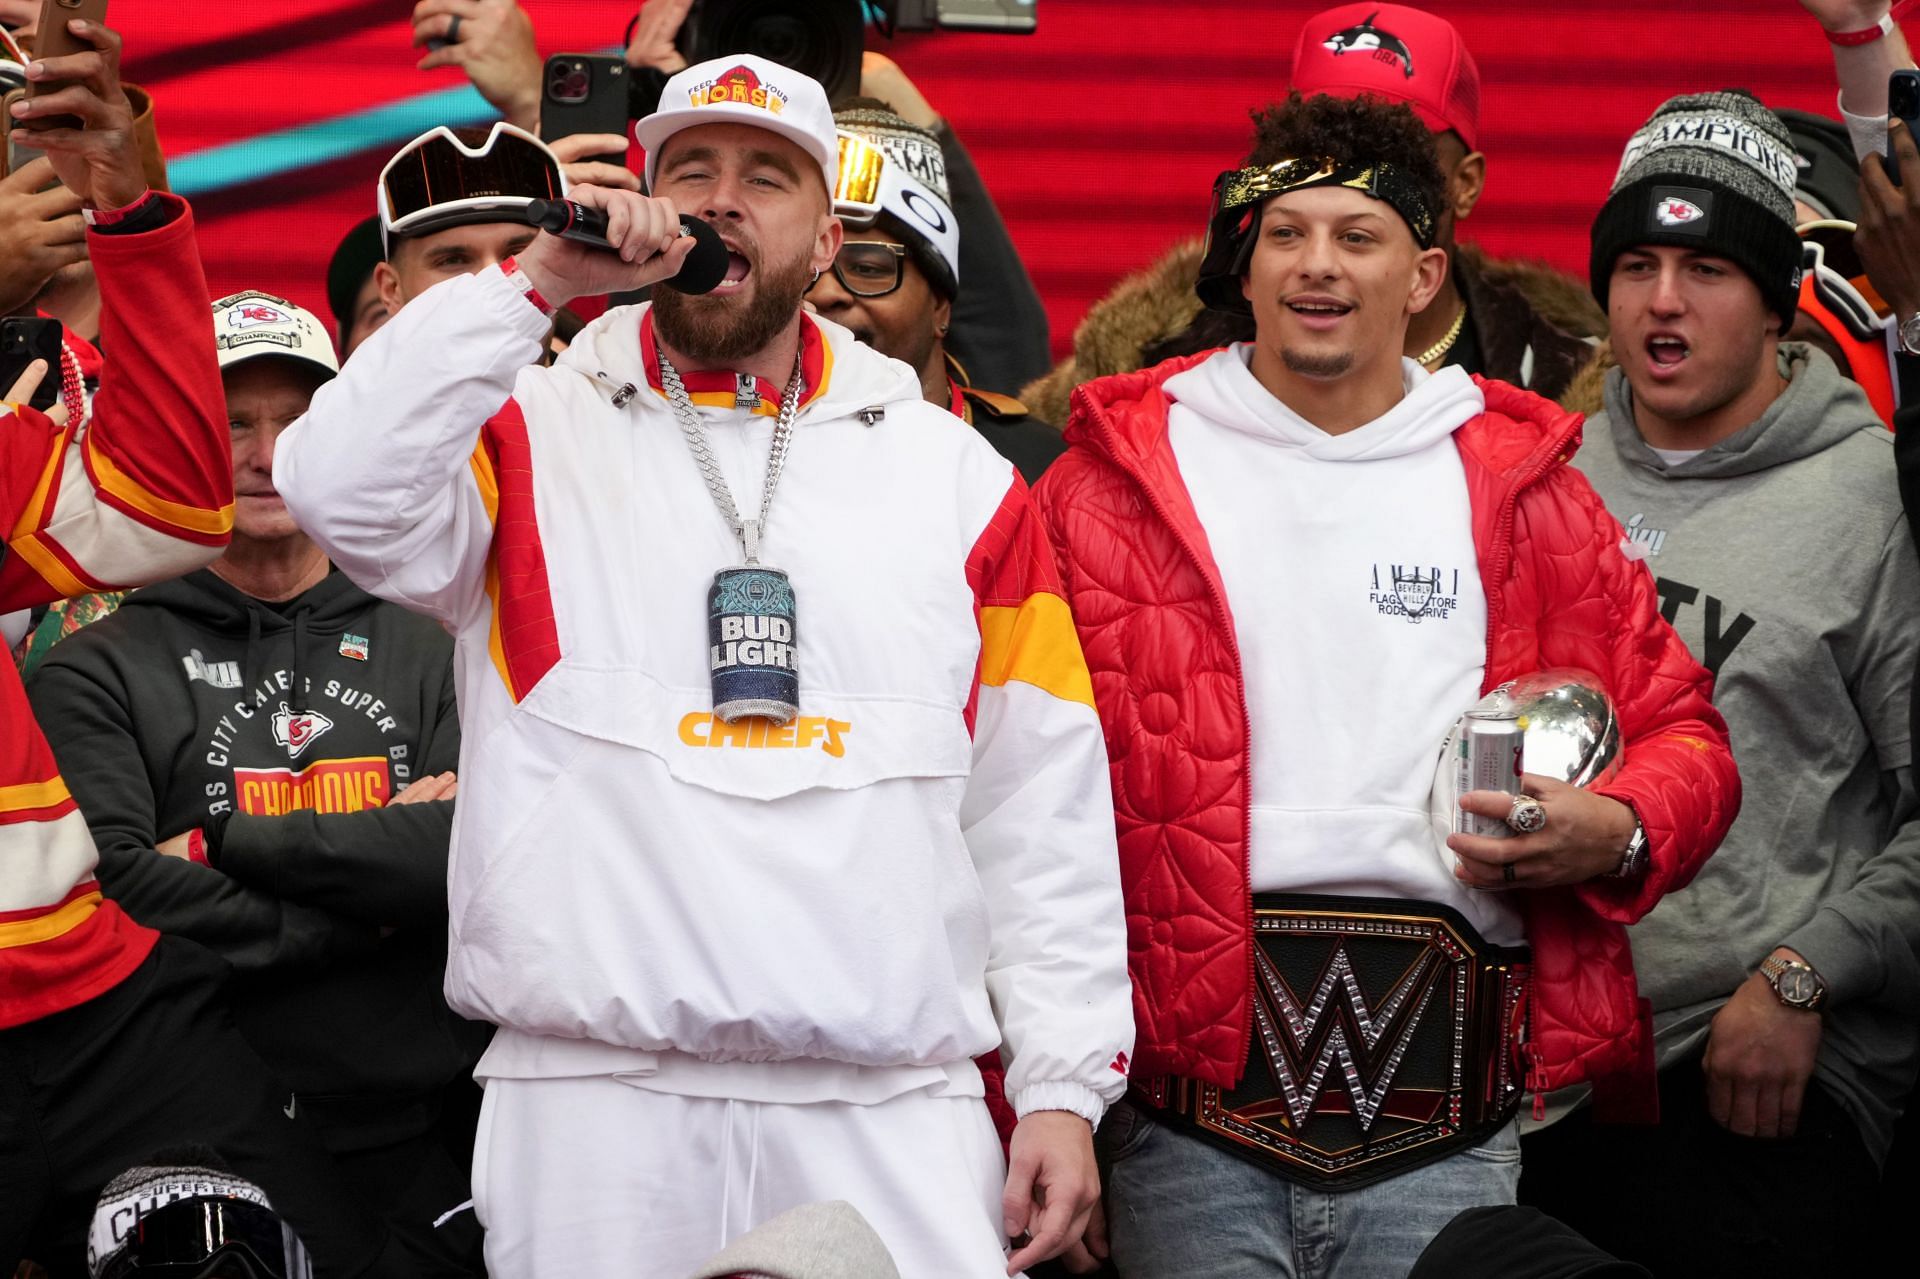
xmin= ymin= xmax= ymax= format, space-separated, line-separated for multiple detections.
xmin=657 ymin=348 xmax=805 ymax=564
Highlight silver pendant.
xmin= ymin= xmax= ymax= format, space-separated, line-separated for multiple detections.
xmin=708 ymin=565 xmax=799 ymax=724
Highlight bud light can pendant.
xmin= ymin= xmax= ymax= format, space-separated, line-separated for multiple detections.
xmin=709 ymin=566 xmax=800 ymax=724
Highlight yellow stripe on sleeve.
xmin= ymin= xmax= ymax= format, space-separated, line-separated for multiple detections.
xmin=8 ymin=431 xmax=66 ymax=540
xmin=5 ymin=534 xmax=90 ymax=598
xmin=0 ymin=891 xmax=99 ymax=949
xmin=468 ymin=444 xmax=501 ymax=523
xmin=468 ymin=443 xmax=517 ymax=699
xmin=84 ymin=432 xmax=234 ymax=537
xmin=0 ymin=777 xmax=72 ymax=814
xmin=978 ymin=592 xmax=1096 ymax=709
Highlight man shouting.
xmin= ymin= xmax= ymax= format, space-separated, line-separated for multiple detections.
xmin=275 ymin=54 xmax=1132 ymax=1279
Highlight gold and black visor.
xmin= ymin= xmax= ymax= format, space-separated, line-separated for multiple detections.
xmin=1195 ymin=156 xmax=1438 ymax=314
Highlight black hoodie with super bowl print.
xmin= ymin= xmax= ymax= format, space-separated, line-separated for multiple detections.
xmin=27 ymin=568 xmax=488 ymax=1149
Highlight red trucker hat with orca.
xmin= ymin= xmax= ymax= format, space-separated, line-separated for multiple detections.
xmin=1289 ymin=4 xmax=1482 ymax=152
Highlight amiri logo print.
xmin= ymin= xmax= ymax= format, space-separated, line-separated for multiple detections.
xmin=1369 ymin=562 xmax=1463 ymax=623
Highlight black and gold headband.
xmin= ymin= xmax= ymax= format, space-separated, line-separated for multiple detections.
xmin=1194 ymin=155 xmax=1438 ymax=314
xmin=1215 ymin=157 xmax=1437 ymax=248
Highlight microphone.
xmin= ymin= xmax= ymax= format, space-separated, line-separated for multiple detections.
xmin=524 ymin=199 xmax=731 ymax=295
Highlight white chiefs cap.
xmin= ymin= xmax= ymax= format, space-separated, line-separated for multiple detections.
xmin=211 ymin=291 xmax=340 ymax=381
xmin=635 ymin=53 xmax=838 ymax=197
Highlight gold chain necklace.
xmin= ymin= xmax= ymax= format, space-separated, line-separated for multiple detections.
xmin=1414 ymin=303 xmax=1467 ymax=368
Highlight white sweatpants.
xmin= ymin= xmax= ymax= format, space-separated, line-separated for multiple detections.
xmin=472 ymin=1076 xmax=1013 ymax=1278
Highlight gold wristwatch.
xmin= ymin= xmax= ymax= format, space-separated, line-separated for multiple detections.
xmin=1759 ymin=953 xmax=1827 ymax=1011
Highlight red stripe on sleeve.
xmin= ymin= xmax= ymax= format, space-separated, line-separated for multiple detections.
xmin=481 ymin=402 xmax=562 ymax=700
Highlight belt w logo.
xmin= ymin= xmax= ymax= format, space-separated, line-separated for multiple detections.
xmin=1252 ymin=944 xmax=1443 ymax=1134
xmin=1133 ymin=896 xmax=1530 ymax=1191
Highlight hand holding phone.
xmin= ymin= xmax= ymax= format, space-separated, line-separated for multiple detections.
xmin=1 ymin=317 xmax=68 ymax=415
xmin=21 ymin=0 xmax=109 ymax=131
xmin=8 ymin=11 xmax=144 ymax=209
xmin=1886 ymin=69 xmax=1920 ymax=187
xmin=540 ymin=55 xmax=629 ymax=169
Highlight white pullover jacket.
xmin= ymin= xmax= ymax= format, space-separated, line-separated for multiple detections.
xmin=275 ymin=266 xmax=1133 ymax=1123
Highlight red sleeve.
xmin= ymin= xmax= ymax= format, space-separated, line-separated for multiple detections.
xmin=962 ymin=471 xmax=1096 ymax=734
xmin=1522 ymin=468 xmax=1741 ymax=921
xmin=78 ymin=194 xmax=233 ymax=544
xmin=0 ymin=195 xmax=231 ymax=611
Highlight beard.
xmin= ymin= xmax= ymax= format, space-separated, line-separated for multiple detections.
xmin=653 ymin=240 xmax=814 ymax=366
xmin=1281 ymin=346 xmax=1355 ymax=379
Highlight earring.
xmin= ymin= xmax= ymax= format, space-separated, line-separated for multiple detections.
xmin=811 ymin=269 xmax=821 ymax=285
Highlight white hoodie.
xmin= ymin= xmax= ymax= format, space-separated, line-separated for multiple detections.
xmin=1163 ymin=346 xmax=1523 ymax=946
xmin=274 ymin=266 xmax=1133 ymax=1122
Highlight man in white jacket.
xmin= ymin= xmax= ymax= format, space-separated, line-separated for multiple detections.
xmin=273 ymin=54 xmax=1132 ymax=1279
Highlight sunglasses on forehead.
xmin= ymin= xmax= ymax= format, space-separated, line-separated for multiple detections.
xmin=377 ymin=121 xmax=566 ymax=244
xmin=831 ymin=131 xmax=892 ymax=223
xmin=100 ymin=1197 xmax=312 ymax=1279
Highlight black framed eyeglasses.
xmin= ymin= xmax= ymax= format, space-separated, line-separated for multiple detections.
xmin=815 ymin=241 xmax=910 ymax=298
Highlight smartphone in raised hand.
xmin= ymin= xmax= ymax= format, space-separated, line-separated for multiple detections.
xmin=1887 ymin=69 xmax=1920 ymax=188
xmin=540 ymin=54 xmax=628 ymax=168
xmin=22 ymin=0 xmax=110 ymax=132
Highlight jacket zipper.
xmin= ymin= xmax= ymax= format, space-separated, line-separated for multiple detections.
xmin=1480 ymin=417 xmax=1580 ymax=1121
xmin=1086 ymin=393 xmax=1259 ymax=1081
xmin=1480 ymin=429 xmax=1576 ymax=690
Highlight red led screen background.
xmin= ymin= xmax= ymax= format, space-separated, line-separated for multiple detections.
xmin=112 ymin=1 xmax=1845 ymax=362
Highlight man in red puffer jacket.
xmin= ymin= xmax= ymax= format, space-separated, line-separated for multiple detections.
xmin=1033 ymin=92 xmax=1739 ymax=1276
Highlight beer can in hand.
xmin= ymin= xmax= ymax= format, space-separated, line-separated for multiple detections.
xmin=1454 ymin=710 xmax=1525 ymax=838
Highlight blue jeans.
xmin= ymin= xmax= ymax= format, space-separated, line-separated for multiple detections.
xmin=1098 ymin=1100 xmax=1521 ymax=1279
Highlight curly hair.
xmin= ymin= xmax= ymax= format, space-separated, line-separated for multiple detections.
xmin=1242 ymin=90 xmax=1446 ymax=228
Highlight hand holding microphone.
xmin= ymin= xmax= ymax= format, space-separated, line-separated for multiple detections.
xmin=526 ymin=197 xmax=729 ymax=294
xmin=513 ymin=184 xmax=698 ymax=308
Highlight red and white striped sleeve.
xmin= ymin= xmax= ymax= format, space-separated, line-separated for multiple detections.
xmin=0 ymin=195 xmax=231 ymax=611
xmin=960 ymin=472 xmax=1135 ymax=1125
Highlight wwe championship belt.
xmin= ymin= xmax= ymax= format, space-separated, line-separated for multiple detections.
xmin=1134 ymin=895 xmax=1530 ymax=1191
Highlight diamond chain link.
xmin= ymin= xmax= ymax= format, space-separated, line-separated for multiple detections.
xmin=657 ymin=347 xmax=805 ymax=564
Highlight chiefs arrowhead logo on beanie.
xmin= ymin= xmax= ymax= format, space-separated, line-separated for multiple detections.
xmin=1590 ymin=90 xmax=1803 ymax=328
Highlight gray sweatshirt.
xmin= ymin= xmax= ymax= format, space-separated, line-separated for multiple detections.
xmin=1575 ymin=345 xmax=1920 ymax=1163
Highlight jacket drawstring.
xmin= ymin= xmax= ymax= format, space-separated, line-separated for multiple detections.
xmin=291 ymin=609 xmax=310 ymax=711
xmin=242 ymin=607 xmax=264 ymax=704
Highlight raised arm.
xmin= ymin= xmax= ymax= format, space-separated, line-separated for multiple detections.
xmin=276 ymin=184 xmax=692 ymax=626
xmin=273 ymin=266 xmax=547 ymax=627
xmin=0 ymin=21 xmax=230 ymax=612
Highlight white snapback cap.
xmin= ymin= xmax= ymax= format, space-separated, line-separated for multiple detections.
xmin=211 ymin=291 xmax=340 ymax=380
xmin=635 ymin=53 xmax=838 ymax=196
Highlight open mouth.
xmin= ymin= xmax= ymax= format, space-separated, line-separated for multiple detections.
xmin=1646 ymin=334 xmax=1690 ymax=372
xmin=1286 ymin=295 xmax=1354 ymax=328
xmin=715 ymin=241 xmax=753 ymax=290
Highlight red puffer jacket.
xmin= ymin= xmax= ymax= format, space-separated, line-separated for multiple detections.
xmin=1032 ymin=354 xmax=1739 ymax=1119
